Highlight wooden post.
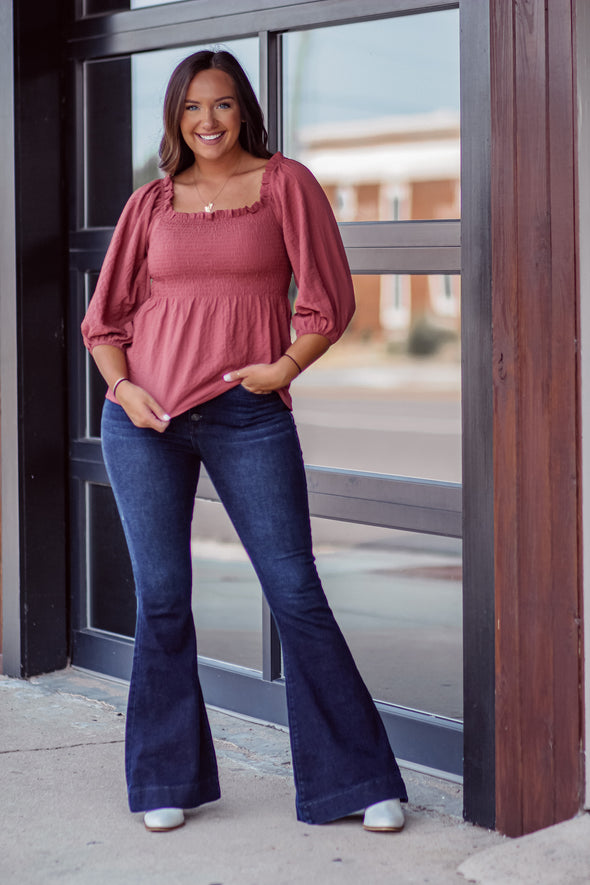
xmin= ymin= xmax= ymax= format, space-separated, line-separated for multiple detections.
xmin=490 ymin=0 xmax=582 ymax=836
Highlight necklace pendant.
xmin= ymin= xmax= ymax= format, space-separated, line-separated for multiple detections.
xmin=204 ymin=202 xmax=214 ymax=213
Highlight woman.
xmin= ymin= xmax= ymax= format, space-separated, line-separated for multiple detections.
xmin=82 ymin=49 xmax=408 ymax=833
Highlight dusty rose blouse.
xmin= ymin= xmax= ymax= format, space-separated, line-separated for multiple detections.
xmin=81 ymin=152 xmax=355 ymax=417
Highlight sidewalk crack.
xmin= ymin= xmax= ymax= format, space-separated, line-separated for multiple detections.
xmin=0 ymin=739 xmax=124 ymax=755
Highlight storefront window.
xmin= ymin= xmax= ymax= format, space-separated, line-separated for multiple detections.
xmin=313 ymin=519 xmax=463 ymax=719
xmin=292 ymin=274 xmax=462 ymax=482
xmin=283 ymin=11 xmax=460 ymax=222
xmin=84 ymin=273 xmax=107 ymax=439
xmin=191 ymin=499 xmax=262 ymax=671
xmin=74 ymin=4 xmax=465 ymax=763
xmin=88 ymin=484 xmax=136 ymax=636
xmin=189 ymin=502 xmax=463 ymax=719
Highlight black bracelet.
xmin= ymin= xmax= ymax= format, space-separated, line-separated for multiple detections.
xmin=283 ymin=353 xmax=302 ymax=374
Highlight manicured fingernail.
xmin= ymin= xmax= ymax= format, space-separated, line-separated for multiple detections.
xmin=223 ymin=373 xmax=232 ymax=381
xmin=162 ymin=414 xmax=171 ymax=421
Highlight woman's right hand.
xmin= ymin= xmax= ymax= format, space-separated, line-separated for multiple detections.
xmin=115 ymin=381 xmax=171 ymax=433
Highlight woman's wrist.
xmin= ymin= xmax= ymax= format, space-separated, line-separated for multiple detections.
xmin=112 ymin=377 xmax=130 ymax=400
xmin=282 ymin=352 xmax=302 ymax=374
xmin=277 ymin=354 xmax=301 ymax=384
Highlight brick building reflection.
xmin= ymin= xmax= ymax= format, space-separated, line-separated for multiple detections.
xmin=296 ymin=111 xmax=461 ymax=349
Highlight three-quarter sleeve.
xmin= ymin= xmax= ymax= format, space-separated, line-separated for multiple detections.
xmin=270 ymin=156 xmax=355 ymax=344
xmin=81 ymin=180 xmax=162 ymax=353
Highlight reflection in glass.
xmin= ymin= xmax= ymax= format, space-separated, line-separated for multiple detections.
xmin=85 ymin=57 xmax=134 ymax=226
xmin=191 ymin=499 xmax=262 ymax=671
xmin=188 ymin=502 xmax=463 ymax=719
xmin=291 ymin=274 xmax=461 ymax=481
xmin=88 ymin=483 xmax=265 ymax=666
xmin=83 ymin=0 xmax=130 ymax=14
xmin=311 ymin=519 xmax=463 ymax=720
xmin=131 ymin=40 xmax=259 ymax=190
xmin=283 ymin=11 xmax=460 ymax=222
xmin=88 ymin=484 xmax=137 ymax=636
xmin=83 ymin=0 xmax=190 ymax=11
xmin=84 ymin=273 xmax=107 ymax=439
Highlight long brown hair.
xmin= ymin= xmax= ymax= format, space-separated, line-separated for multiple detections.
xmin=159 ymin=50 xmax=272 ymax=176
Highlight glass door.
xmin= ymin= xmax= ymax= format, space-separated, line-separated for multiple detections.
xmin=68 ymin=0 xmax=463 ymax=777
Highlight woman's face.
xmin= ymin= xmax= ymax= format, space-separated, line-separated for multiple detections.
xmin=179 ymin=68 xmax=243 ymax=164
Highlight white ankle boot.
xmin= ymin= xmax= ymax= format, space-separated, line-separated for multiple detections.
xmin=363 ymin=798 xmax=404 ymax=832
xmin=144 ymin=807 xmax=185 ymax=832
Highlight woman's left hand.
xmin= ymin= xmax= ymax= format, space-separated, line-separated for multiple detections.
xmin=223 ymin=358 xmax=298 ymax=394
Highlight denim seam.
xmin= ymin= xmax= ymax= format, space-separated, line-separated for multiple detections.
xmin=129 ymin=779 xmax=219 ymax=793
xmin=297 ymin=773 xmax=406 ymax=812
xmin=282 ymin=647 xmax=303 ymax=799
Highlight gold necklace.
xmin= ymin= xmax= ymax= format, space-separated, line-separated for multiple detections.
xmin=192 ymin=157 xmax=241 ymax=213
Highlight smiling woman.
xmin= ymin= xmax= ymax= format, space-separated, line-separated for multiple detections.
xmin=131 ymin=40 xmax=260 ymax=189
xmin=157 ymin=54 xmax=273 ymax=215
xmin=173 ymin=70 xmax=265 ymax=214
xmin=159 ymin=51 xmax=271 ymax=178
xmin=81 ymin=48 xmax=408 ymax=835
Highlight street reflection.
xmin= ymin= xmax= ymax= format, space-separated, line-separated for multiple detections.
xmin=292 ymin=307 xmax=461 ymax=482
xmin=314 ymin=521 xmax=462 ymax=720
xmin=191 ymin=504 xmax=463 ymax=721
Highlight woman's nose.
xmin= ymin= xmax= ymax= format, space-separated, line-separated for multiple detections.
xmin=202 ymin=107 xmax=216 ymax=127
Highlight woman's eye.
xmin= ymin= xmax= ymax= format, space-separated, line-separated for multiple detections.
xmin=217 ymin=102 xmax=231 ymax=109
xmin=185 ymin=104 xmax=199 ymax=111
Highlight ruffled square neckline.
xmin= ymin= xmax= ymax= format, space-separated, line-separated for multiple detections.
xmin=164 ymin=151 xmax=282 ymax=220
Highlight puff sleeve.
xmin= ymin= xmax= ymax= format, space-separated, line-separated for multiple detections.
xmin=81 ymin=180 xmax=162 ymax=353
xmin=269 ymin=156 xmax=355 ymax=344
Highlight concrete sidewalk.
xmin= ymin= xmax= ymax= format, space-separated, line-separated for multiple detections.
xmin=1 ymin=669 xmax=588 ymax=885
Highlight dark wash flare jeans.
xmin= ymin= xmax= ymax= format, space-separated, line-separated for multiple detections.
xmin=101 ymin=385 xmax=408 ymax=823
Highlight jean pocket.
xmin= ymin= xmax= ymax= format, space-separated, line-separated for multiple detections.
xmin=205 ymin=384 xmax=285 ymax=427
xmin=238 ymin=385 xmax=279 ymax=400
xmin=224 ymin=384 xmax=280 ymax=405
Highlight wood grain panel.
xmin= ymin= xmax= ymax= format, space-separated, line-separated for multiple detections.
xmin=546 ymin=0 xmax=582 ymax=823
xmin=515 ymin=0 xmax=555 ymax=834
xmin=491 ymin=0 xmax=521 ymax=838
xmin=491 ymin=0 xmax=582 ymax=836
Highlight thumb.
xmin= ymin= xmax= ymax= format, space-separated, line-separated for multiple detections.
xmin=223 ymin=369 xmax=244 ymax=382
xmin=147 ymin=396 xmax=171 ymax=422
